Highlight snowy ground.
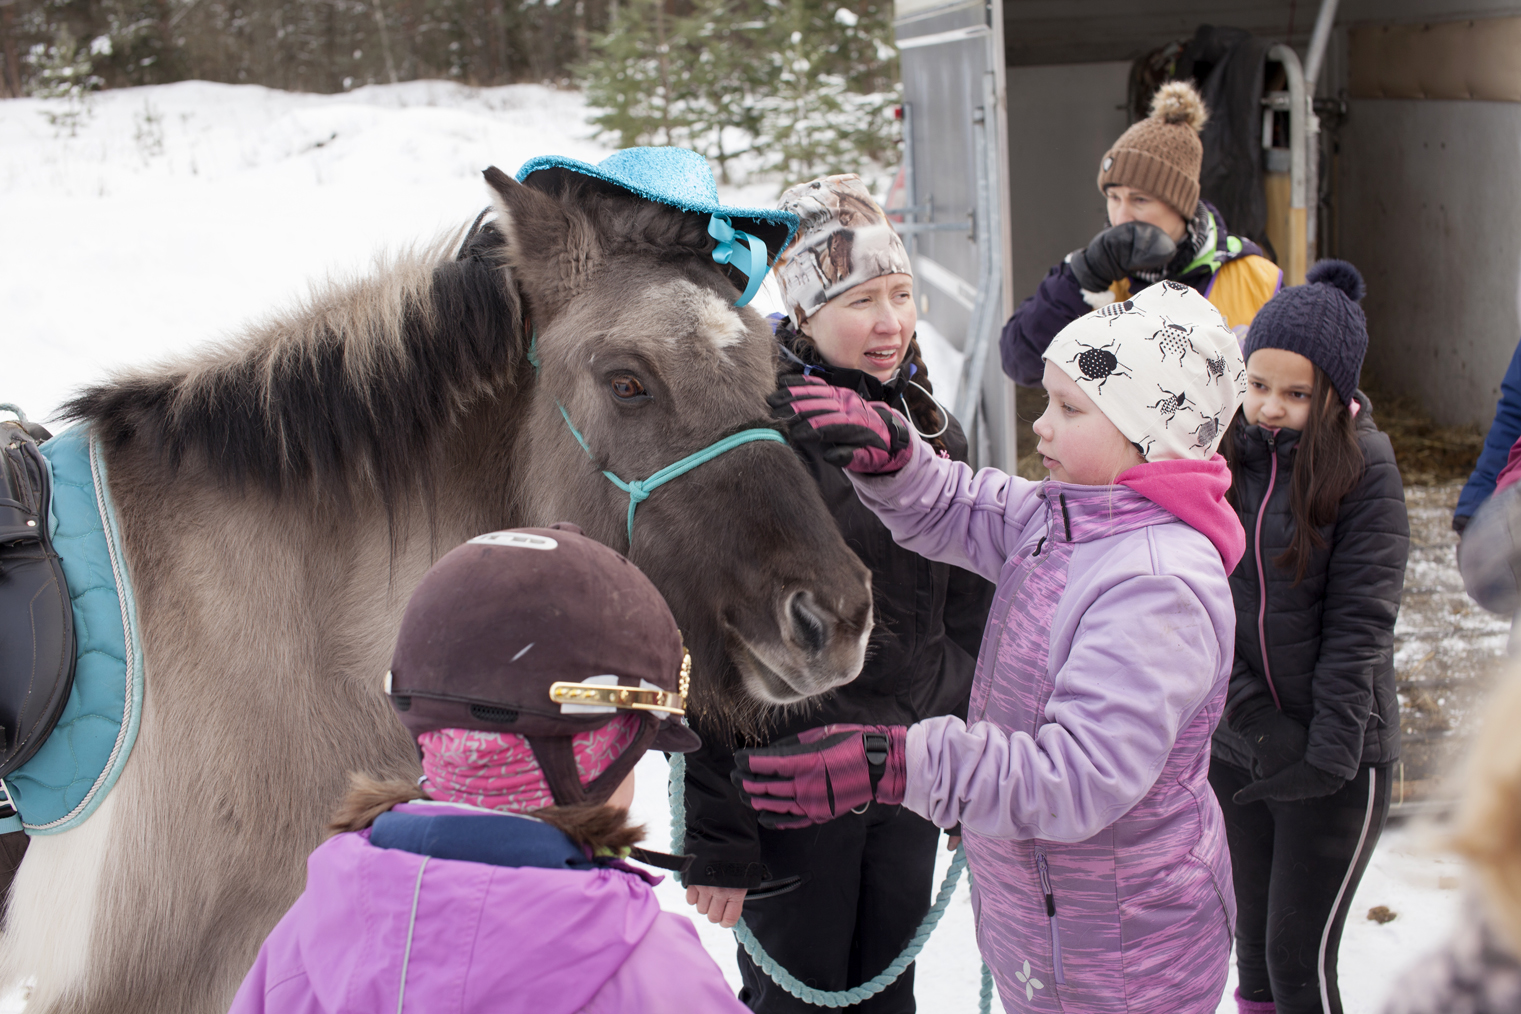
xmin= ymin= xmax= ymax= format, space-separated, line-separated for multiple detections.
xmin=626 ymin=755 xmax=1473 ymax=1014
xmin=0 ymin=82 xmax=1479 ymax=1012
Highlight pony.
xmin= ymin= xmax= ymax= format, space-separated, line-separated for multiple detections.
xmin=0 ymin=166 xmax=875 ymax=1013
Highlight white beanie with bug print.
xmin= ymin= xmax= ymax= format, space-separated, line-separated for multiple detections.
xmin=1044 ymin=280 xmax=1245 ymax=461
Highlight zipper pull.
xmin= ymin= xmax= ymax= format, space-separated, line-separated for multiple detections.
xmin=1037 ymin=852 xmax=1056 ymax=917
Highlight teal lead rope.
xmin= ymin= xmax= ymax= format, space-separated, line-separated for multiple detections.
xmin=667 ymin=753 xmax=995 ymax=1011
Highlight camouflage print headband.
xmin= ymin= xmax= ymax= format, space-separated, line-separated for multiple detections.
xmin=773 ymin=174 xmax=912 ymax=326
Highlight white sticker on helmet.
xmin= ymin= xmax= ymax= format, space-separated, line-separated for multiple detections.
xmin=559 ymin=674 xmax=619 ymax=715
xmin=468 ymin=531 xmax=559 ymax=550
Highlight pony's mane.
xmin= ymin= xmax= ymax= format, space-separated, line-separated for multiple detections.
xmin=64 ymin=226 xmax=524 ymax=510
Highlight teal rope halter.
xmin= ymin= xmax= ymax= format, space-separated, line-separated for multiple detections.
xmin=667 ymin=752 xmax=995 ymax=1011
xmin=555 ymin=402 xmax=784 ymax=546
xmin=528 ymin=334 xmax=785 ymax=547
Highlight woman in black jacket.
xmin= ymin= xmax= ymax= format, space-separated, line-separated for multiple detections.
xmin=680 ymin=174 xmax=993 ymax=1013
xmin=1211 ymin=261 xmax=1409 ymax=1014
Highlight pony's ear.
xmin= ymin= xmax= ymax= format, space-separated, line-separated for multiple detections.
xmin=483 ymin=166 xmax=602 ymax=324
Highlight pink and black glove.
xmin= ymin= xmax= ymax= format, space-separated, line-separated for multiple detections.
xmin=732 ymin=723 xmax=907 ymax=829
xmin=768 ymin=375 xmax=913 ymax=474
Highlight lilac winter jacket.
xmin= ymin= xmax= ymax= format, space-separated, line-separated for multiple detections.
xmin=227 ymin=803 xmax=746 ymax=1014
xmin=851 ymin=443 xmax=1238 ymax=1013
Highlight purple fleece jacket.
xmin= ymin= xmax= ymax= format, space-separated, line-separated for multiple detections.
xmin=227 ymin=805 xmax=745 ymax=1014
xmin=851 ymin=442 xmax=1237 ymax=1013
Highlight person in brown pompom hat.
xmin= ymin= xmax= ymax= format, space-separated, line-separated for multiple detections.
xmin=999 ymin=80 xmax=1284 ymax=389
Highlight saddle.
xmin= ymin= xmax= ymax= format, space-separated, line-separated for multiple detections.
xmin=0 ymin=408 xmax=75 ymax=797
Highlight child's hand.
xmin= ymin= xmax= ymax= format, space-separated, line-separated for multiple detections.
xmin=685 ymin=885 xmax=747 ymax=928
xmin=768 ymin=376 xmax=914 ymax=474
xmin=731 ymin=724 xmax=907 ymax=827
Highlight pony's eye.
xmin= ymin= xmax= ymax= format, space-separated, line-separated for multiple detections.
xmin=610 ymin=374 xmax=647 ymax=400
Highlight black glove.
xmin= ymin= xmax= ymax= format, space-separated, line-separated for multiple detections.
xmin=1228 ymin=698 xmax=1308 ymax=779
xmin=1232 ymin=760 xmax=1347 ymax=804
xmin=1066 ymin=221 xmax=1178 ymax=292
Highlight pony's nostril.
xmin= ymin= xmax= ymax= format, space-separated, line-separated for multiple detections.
xmin=789 ymin=592 xmax=828 ymax=654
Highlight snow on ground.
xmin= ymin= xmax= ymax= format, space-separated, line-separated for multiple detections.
xmin=0 ymin=82 xmax=1473 ymax=1012
xmin=628 ymin=750 xmax=1470 ymax=1014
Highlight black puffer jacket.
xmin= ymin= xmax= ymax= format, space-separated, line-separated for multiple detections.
xmin=1212 ymin=393 xmax=1409 ymax=778
xmin=681 ymin=351 xmax=995 ymax=889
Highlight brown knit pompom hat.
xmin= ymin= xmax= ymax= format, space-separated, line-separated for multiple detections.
xmin=1097 ymin=81 xmax=1209 ymax=218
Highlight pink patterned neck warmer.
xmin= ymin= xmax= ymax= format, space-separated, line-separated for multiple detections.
xmin=418 ymin=712 xmax=642 ymax=813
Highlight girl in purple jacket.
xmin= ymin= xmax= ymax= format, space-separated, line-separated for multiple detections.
xmin=228 ymin=526 xmax=745 ymax=1014
xmin=737 ymin=281 xmax=1249 ymax=1013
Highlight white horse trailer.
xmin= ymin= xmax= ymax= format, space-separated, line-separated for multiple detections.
xmin=895 ymin=0 xmax=1521 ymax=471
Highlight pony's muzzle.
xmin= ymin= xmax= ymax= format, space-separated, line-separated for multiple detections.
xmin=732 ymin=581 xmax=872 ymax=705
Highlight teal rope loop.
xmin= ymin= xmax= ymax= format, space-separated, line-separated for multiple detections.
xmin=667 ymin=753 xmax=994 ymax=1011
xmin=734 ymin=851 xmax=967 ymax=1008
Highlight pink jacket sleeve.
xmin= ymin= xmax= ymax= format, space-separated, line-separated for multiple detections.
xmin=848 ymin=439 xmax=1046 ymax=583
xmin=581 ymin=911 xmax=747 ymax=1014
xmin=903 ymin=572 xmax=1222 ymax=842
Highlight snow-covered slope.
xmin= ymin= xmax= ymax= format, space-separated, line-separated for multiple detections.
xmin=0 ymin=82 xmax=1467 ymax=1014
xmin=2 ymin=81 xmax=610 ymax=420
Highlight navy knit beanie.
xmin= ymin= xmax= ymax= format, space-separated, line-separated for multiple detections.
xmin=1241 ymin=259 xmax=1368 ymax=407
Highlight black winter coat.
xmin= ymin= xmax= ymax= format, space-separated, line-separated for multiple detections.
xmin=681 ymin=354 xmax=995 ymax=889
xmin=1212 ymin=393 xmax=1409 ymax=779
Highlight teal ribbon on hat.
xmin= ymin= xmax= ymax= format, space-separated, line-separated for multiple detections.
xmin=708 ymin=215 xmax=769 ymax=308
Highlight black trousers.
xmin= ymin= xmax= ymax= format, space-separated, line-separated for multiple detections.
xmin=736 ymin=802 xmax=941 ymax=1014
xmin=1210 ymin=758 xmax=1392 ymax=1014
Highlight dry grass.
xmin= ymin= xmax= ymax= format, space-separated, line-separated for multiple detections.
xmin=1363 ymin=387 xmax=1487 ymax=487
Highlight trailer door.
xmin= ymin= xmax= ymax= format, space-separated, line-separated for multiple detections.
xmin=893 ymin=0 xmax=1014 ymax=469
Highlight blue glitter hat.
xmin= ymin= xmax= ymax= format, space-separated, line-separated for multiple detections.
xmin=516 ymin=147 xmax=798 ymax=307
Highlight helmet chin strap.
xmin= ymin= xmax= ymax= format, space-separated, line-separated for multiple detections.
xmin=526 ymin=712 xmax=660 ymax=808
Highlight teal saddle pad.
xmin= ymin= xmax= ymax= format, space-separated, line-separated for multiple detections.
xmin=0 ymin=426 xmax=144 ymax=835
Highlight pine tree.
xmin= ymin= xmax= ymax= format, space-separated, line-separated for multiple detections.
xmin=581 ymin=0 xmax=899 ymax=191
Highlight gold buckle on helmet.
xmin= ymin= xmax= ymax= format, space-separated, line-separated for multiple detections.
xmin=548 ymin=682 xmax=685 ymax=715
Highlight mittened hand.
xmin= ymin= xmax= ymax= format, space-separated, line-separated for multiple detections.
xmin=732 ymin=724 xmax=908 ymax=829
xmin=1229 ymin=701 xmax=1309 ymax=779
xmin=768 ymin=375 xmax=914 ymax=474
xmin=1232 ymin=760 xmax=1347 ymax=805
xmin=1066 ymin=221 xmax=1178 ymax=292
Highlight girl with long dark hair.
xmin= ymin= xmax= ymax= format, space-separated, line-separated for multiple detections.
xmin=1212 ymin=260 xmax=1410 ymax=1014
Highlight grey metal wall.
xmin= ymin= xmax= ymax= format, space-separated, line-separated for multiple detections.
xmin=1338 ymin=99 xmax=1521 ymax=426
xmin=896 ymin=0 xmax=1015 ymax=469
xmin=1004 ymin=62 xmax=1130 ymax=305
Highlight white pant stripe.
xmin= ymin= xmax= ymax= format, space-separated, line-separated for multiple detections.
xmin=1318 ymin=767 xmax=1377 ymax=1014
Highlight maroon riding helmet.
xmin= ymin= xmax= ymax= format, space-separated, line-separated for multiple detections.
xmin=385 ymin=522 xmax=700 ymax=807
